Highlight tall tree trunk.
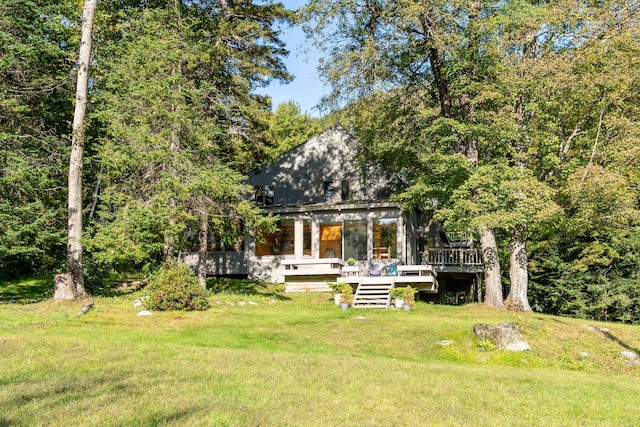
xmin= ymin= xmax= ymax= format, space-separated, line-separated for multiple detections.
xmin=60 ymin=0 xmax=97 ymax=300
xmin=478 ymin=225 xmax=504 ymax=308
xmin=197 ymin=208 xmax=209 ymax=289
xmin=505 ymin=224 xmax=532 ymax=312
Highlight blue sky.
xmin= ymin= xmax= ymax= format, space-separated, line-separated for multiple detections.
xmin=255 ymin=0 xmax=327 ymax=117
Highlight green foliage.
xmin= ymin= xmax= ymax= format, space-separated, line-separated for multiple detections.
xmin=403 ymin=286 xmax=417 ymax=307
xmin=145 ymin=263 xmax=209 ymax=311
xmin=327 ymin=282 xmax=342 ymax=293
xmin=265 ymin=101 xmax=322 ymax=159
xmin=438 ymin=163 xmax=560 ymax=234
xmin=477 ymin=339 xmax=497 ymax=352
xmin=390 ymin=287 xmax=405 ymax=300
xmin=339 ymin=282 xmax=353 ymax=305
xmin=0 ymin=0 xmax=74 ymax=278
xmin=346 ymin=258 xmax=357 ymax=266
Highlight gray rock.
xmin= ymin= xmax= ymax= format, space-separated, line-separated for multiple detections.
xmin=620 ymin=351 xmax=638 ymax=360
xmin=438 ymin=340 xmax=454 ymax=346
xmin=137 ymin=310 xmax=152 ymax=316
xmin=473 ymin=323 xmax=531 ymax=352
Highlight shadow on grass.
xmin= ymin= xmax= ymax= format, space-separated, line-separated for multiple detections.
xmin=0 ymin=274 xmax=52 ymax=304
xmin=0 ymin=273 xmax=144 ymax=303
xmin=602 ymin=330 xmax=640 ymax=356
xmin=1 ymin=274 xmax=290 ymax=304
xmin=1 ymin=371 xmax=208 ymax=425
xmin=206 ymin=278 xmax=290 ymax=301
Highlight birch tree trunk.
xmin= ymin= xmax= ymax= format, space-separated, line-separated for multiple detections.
xmin=60 ymin=0 xmax=96 ymax=300
xmin=505 ymin=224 xmax=532 ymax=312
xmin=478 ymin=225 xmax=504 ymax=308
xmin=197 ymin=208 xmax=209 ymax=289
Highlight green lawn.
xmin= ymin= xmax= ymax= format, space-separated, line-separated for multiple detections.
xmin=1 ymin=286 xmax=640 ymax=426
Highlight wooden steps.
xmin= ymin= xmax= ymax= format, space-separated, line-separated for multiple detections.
xmin=352 ymin=279 xmax=393 ymax=308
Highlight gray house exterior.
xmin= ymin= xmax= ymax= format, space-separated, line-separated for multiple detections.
xmin=181 ymin=124 xmax=483 ymax=300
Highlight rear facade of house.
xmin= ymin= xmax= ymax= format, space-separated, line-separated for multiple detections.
xmin=181 ymin=124 xmax=484 ymax=302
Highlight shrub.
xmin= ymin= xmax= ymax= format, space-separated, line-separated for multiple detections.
xmin=145 ymin=263 xmax=209 ymax=311
xmin=340 ymin=282 xmax=353 ymax=305
xmin=346 ymin=258 xmax=357 ymax=266
xmin=327 ymin=282 xmax=342 ymax=293
xmin=390 ymin=287 xmax=405 ymax=299
xmin=403 ymin=286 xmax=417 ymax=307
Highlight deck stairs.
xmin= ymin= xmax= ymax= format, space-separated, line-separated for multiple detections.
xmin=352 ymin=279 xmax=393 ymax=308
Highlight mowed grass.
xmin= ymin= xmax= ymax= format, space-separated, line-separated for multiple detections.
xmin=2 ymin=287 xmax=640 ymax=426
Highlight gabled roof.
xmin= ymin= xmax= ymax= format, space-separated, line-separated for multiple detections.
xmin=247 ymin=124 xmax=403 ymax=206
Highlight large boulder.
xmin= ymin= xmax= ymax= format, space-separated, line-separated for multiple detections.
xmin=473 ymin=322 xmax=531 ymax=351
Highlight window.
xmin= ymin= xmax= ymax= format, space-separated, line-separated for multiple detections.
xmin=303 ymin=220 xmax=312 ymax=256
xmin=373 ymin=218 xmax=398 ymax=259
xmin=323 ymin=181 xmax=334 ymax=203
xmin=341 ymin=180 xmax=350 ymax=201
xmin=255 ymin=219 xmax=294 ymax=256
xmin=320 ymin=222 xmax=341 ymax=258
xmin=254 ymin=185 xmax=274 ymax=206
xmin=343 ymin=220 xmax=367 ymax=260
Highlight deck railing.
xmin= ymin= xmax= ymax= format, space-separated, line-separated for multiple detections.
xmin=425 ymin=248 xmax=483 ymax=266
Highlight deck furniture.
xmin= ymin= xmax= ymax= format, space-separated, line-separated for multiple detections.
xmin=372 ymin=246 xmax=391 ymax=259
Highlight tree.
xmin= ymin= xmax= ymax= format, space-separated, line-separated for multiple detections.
xmin=265 ymin=101 xmax=321 ymax=158
xmin=303 ymin=0 xmax=509 ymax=307
xmin=54 ymin=0 xmax=97 ymax=300
xmin=85 ymin=0 xmax=291 ymax=275
xmin=0 ymin=0 xmax=75 ymax=279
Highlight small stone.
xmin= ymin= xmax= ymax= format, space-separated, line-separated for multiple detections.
xmin=620 ymin=351 xmax=638 ymax=360
xmin=580 ymin=352 xmax=590 ymax=357
xmin=227 ymin=302 xmax=236 ymax=306
xmin=627 ymin=360 xmax=640 ymax=366
xmin=238 ymin=301 xmax=246 ymax=306
xmin=215 ymin=301 xmax=222 ymax=305
xmin=249 ymin=301 xmax=258 ymax=305
xmin=137 ymin=310 xmax=152 ymax=316
xmin=356 ymin=316 xmax=366 ymax=320
xmin=133 ymin=301 xmax=142 ymax=307
xmin=438 ymin=340 xmax=454 ymax=346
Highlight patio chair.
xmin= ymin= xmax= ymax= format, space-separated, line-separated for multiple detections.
xmin=368 ymin=264 xmax=381 ymax=276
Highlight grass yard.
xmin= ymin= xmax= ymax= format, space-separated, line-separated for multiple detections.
xmin=1 ymin=282 xmax=640 ymax=426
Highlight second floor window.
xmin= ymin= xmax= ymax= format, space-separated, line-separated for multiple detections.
xmin=323 ymin=181 xmax=334 ymax=202
xmin=341 ymin=180 xmax=350 ymax=201
xmin=254 ymin=185 xmax=274 ymax=206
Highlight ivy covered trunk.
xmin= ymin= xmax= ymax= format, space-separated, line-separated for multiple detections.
xmin=479 ymin=225 xmax=504 ymax=308
xmin=506 ymin=224 xmax=532 ymax=312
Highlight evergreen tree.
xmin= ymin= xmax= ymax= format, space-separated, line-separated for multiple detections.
xmin=0 ymin=0 xmax=75 ymax=278
xmin=86 ymin=0 xmax=291 ymax=278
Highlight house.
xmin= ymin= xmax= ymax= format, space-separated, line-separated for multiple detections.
xmin=181 ymin=124 xmax=484 ymax=306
